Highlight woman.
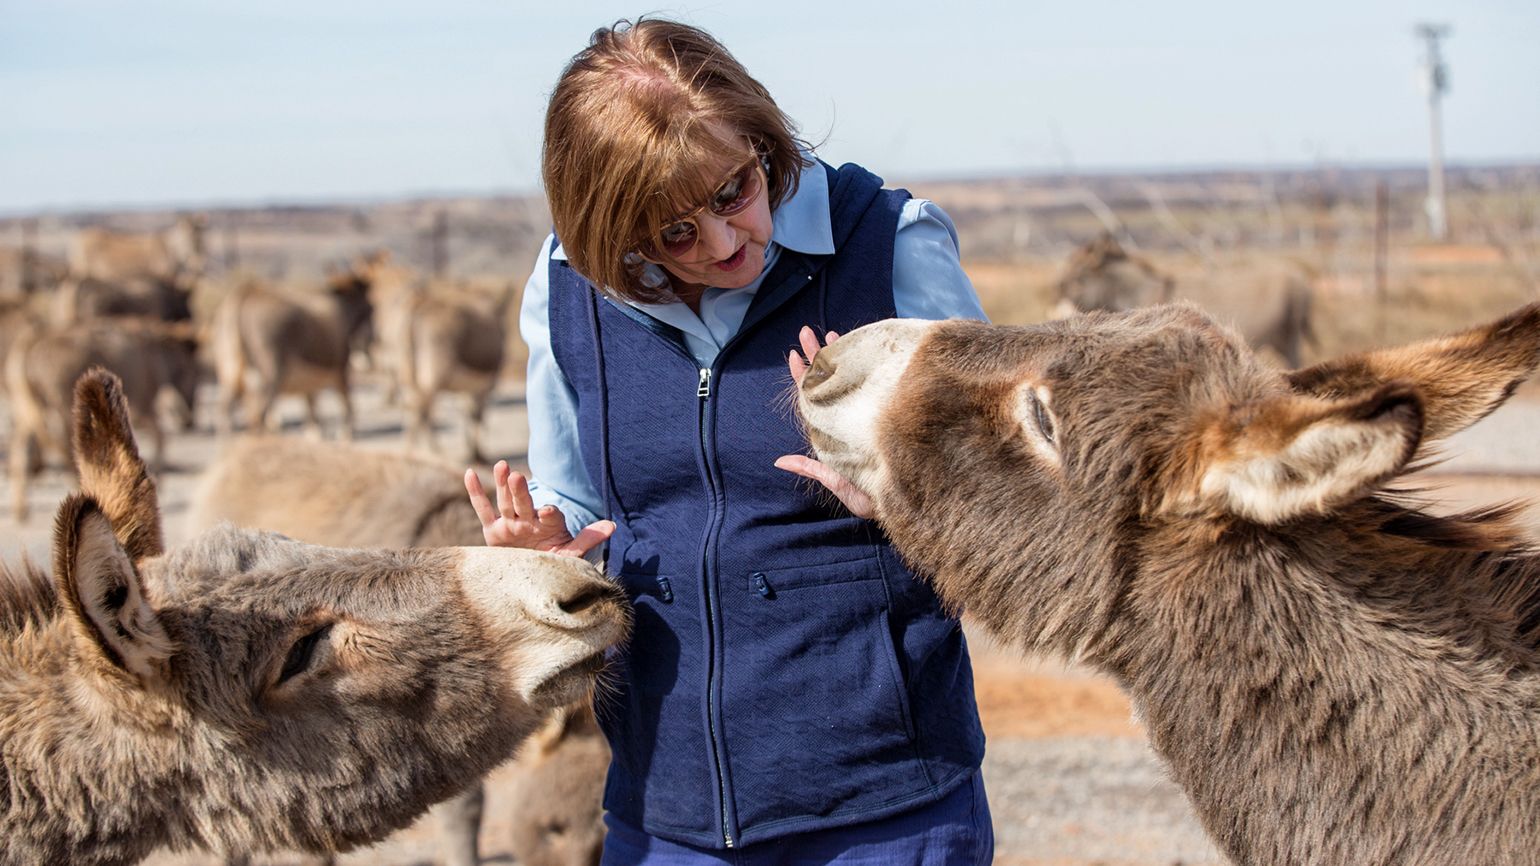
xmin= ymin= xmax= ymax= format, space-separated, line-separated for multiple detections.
xmin=465 ymin=18 xmax=991 ymax=865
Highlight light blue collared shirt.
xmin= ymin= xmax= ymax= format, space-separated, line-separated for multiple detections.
xmin=520 ymin=157 xmax=987 ymax=536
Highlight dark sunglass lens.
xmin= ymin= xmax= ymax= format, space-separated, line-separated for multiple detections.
xmin=712 ymin=165 xmax=760 ymax=216
xmin=660 ymin=221 xmax=698 ymax=256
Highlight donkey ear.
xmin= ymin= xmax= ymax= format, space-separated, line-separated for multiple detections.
xmin=53 ymin=495 xmax=174 ymax=681
xmin=527 ymin=706 xmax=573 ymax=758
xmin=1287 ymin=303 xmax=1540 ymax=442
xmin=1191 ymin=383 xmax=1423 ymax=525
xmin=71 ymin=368 xmax=163 ymax=561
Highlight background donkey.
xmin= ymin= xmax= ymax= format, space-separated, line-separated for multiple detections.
xmin=5 ymin=319 xmax=199 ymax=522
xmin=210 ymin=261 xmax=377 ymax=439
xmin=1053 ymin=232 xmax=1317 ymax=368
xmin=793 ymin=304 xmax=1540 ymax=865
xmin=0 ymin=370 xmax=629 ymax=866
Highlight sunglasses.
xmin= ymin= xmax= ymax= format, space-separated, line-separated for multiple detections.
xmin=642 ymin=153 xmax=767 ymax=260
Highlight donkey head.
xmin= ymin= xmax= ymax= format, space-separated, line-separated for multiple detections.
xmin=793 ymin=303 xmax=1540 ymax=651
xmin=50 ymin=370 xmax=630 ymax=856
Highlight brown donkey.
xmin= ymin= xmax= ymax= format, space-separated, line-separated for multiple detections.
xmin=793 ymin=304 xmax=1540 ymax=865
xmin=1053 ymin=233 xmax=1317 ymax=368
xmin=5 ymin=319 xmax=200 ymax=522
xmin=0 ymin=370 xmax=630 ymax=866
xmin=210 ymin=264 xmax=375 ymax=439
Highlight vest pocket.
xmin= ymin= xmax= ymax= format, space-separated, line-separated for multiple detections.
xmin=721 ymin=555 xmax=923 ymax=824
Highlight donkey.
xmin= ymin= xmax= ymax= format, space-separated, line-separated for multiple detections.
xmin=792 ymin=304 xmax=1540 ymax=866
xmin=70 ymin=214 xmax=207 ymax=285
xmin=1054 ymin=233 xmax=1317 ymax=367
xmin=0 ymin=245 xmax=68 ymax=297
xmin=0 ymin=369 xmax=630 ymax=866
xmin=505 ymin=701 xmax=610 ymax=866
xmin=188 ymin=437 xmax=611 ymax=866
xmin=377 ymin=279 xmax=515 ymax=462
xmin=1051 ymin=232 xmax=1176 ymax=315
xmin=5 ymin=319 xmax=200 ymax=522
xmin=187 ymin=437 xmax=487 ymax=551
xmin=210 ymin=264 xmax=374 ymax=439
xmin=52 ymin=273 xmax=194 ymax=326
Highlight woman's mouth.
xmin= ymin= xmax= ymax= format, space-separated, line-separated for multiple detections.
xmin=715 ymin=244 xmax=748 ymax=272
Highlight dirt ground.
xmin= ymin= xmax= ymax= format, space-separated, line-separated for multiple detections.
xmin=9 ymin=366 xmax=1540 ymax=866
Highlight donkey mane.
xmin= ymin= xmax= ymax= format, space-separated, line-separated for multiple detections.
xmin=0 ymin=559 xmax=55 ymax=637
xmin=1370 ymin=496 xmax=1530 ymax=552
xmin=1310 ymin=490 xmax=1540 ymax=656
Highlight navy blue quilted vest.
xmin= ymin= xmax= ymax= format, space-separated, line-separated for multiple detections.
xmin=548 ymin=161 xmax=985 ymax=849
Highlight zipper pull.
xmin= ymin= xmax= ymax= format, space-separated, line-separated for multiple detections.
xmin=697 ymin=368 xmax=712 ymax=398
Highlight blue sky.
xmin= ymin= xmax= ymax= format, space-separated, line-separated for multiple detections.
xmin=2 ymin=0 xmax=1535 ymax=212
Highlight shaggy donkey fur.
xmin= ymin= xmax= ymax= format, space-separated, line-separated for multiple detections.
xmin=0 ymin=370 xmax=628 ymax=866
xmin=795 ymin=303 xmax=1540 ymax=866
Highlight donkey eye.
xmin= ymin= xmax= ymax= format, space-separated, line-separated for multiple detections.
xmin=278 ymin=624 xmax=332 ymax=684
xmin=1031 ymin=391 xmax=1056 ymax=446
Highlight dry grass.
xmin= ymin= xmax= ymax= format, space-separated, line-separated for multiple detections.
xmin=968 ymin=240 xmax=1539 ymax=365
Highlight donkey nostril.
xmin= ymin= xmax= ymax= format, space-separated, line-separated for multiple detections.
xmin=803 ymin=352 xmax=836 ymax=390
xmin=558 ymin=582 xmax=609 ymax=616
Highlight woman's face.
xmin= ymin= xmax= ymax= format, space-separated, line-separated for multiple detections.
xmin=641 ymin=147 xmax=775 ymax=294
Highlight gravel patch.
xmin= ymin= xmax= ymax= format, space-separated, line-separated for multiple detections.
xmin=985 ymin=737 xmax=1224 ymax=866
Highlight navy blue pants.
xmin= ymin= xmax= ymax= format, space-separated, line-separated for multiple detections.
xmin=599 ymin=772 xmax=993 ymax=865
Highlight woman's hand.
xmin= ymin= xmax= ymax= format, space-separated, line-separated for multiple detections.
xmin=464 ymin=460 xmax=615 ymax=557
xmin=774 ymin=326 xmax=877 ymax=520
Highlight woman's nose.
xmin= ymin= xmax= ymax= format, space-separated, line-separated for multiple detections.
xmin=694 ymin=213 xmax=738 ymax=260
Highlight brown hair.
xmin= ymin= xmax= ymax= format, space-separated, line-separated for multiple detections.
xmin=542 ymin=18 xmax=810 ymax=302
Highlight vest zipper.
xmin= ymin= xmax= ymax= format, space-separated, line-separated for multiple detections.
xmin=692 ymin=272 xmax=814 ymax=848
xmin=697 ymin=363 xmax=733 ymax=848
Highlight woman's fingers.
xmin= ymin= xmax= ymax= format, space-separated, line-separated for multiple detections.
xmin=510 ymin=470 xmax=536 ymax=519
xmin=788 ymin=350 xmax=808 ymax=383
xmin=773 ymin=454 xmax=876 ymax=519
xmin=798 ymin=325 xmax=822 ymax=366
xmin=493 ymin=460 xmax=515 ymax=519
xmin=791 ymin=325 xmax=843 ymax=385
xmin=559 ymin=519 xmax=617 ymax=558
xmin=470 ymin=463 xmax=581 ymax=551
xmin=464 ymin=468 xmax=498 ymax=527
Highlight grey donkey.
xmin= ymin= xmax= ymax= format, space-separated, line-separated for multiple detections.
xmin=191 ymin=436 xmax=611 ymax=866
xmin=0 ymin=369 xmax=629 ymax=866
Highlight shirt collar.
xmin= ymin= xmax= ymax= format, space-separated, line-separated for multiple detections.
xmin=769 ymin=155 xmax=834 ymax=255
xmin=549 ymin=153 xmax=832 ymax=264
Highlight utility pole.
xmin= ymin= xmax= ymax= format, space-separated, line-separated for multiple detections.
xmin=1416 ymin=23 xmax=1451 ymax=241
